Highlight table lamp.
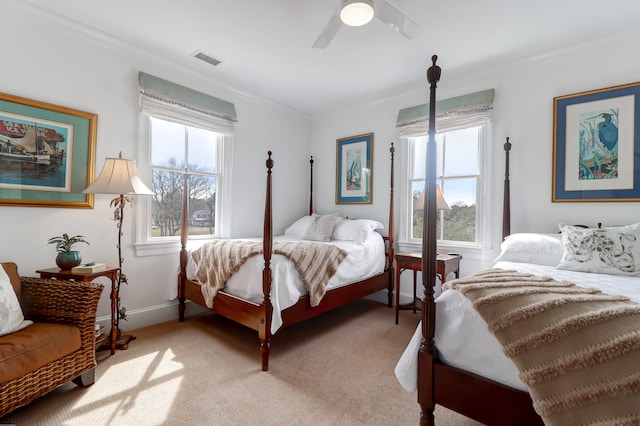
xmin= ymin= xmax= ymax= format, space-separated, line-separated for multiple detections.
xmin=83 ymin=152 xmax=154 ymax=350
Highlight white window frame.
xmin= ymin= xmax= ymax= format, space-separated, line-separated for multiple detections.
xmin=399 ymin=125 xmax=492 ymax=255
xmin=134 ymin=102 xmax=233 ymax=257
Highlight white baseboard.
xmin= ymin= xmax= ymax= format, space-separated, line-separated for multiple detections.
xmin=95 ymin=299 xmax=208 ymax=333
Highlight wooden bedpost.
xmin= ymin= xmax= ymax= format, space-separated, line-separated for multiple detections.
xmin=260 ymin=151 xmax=274 ymax=371
xmin=178 ymin=167 xmax=189 ymax=322
xmin=387 ymin=143 xmax=396 ymax=307
xmin=502 ymin=138 xmax=512 ymax=240
xmin=309 ymin=156 xmax=314 ymax=215
xmin=419 ymin=54 xmax=441 ymax=426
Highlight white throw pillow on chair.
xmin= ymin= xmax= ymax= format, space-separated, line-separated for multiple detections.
xmin=0 ymin=265 xmax=33 ymax=336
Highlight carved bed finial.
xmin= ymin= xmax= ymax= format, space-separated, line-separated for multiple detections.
xmin=427 ymin=55 xmax=441 ymax=86
xmin=504 ymin=137 xmax=512 ymax=152
xmin=266 ymin=151 xmax=273 ymax=170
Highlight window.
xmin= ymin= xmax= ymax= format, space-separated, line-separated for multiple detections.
xmin=409 ymin=126 xmax=484 ymax=245
xmin=396 ymin=89 xmax=494 ymax=249
xmin=149 ymin=117 xmax=222 ymax=239
xmin=135 ymin=72 xmax=236 ymax=255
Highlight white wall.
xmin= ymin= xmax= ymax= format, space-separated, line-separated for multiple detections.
xmin=1 ymin=2 xmax=311 ymax=330
xmin=312 ymin=27 xmax=640 ymax=299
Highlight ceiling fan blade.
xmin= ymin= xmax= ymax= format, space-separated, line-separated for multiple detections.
xmin=312 ymin=7 xmax=343 ymax=49
xmin=373 ymin=0 xmax=423 ymax=40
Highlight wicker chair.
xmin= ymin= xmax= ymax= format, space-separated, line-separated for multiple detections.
xmin=0 ymin=263 xmax=103 ymax=418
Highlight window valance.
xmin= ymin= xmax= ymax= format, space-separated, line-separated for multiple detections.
xmin=396 ymin=89 xmax=494 ymax=136
xmin=138 ymin=72 xmax=237 ymax=124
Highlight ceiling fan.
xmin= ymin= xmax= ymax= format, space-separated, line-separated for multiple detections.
xmin=313 ymin=0 xmax=423 ymax=49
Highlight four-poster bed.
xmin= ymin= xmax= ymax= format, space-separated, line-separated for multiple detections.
xmin=178 ymin=147 xmax=396 ymax=371
xmin=411 ymin=56 xmax=640 ymax=425
xmin=412 ymin=55 xmax=547 ymax=425
xmin=415 ymin=57 xmax=542 ymax=421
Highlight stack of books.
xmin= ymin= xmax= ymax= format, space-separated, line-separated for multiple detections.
xmin=71 ymin=262 xmax=107 ymax=273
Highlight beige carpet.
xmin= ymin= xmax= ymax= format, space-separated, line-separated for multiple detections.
xmin=3 ymin=299 xmax=482 ymax=425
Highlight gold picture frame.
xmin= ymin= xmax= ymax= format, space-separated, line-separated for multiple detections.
xmin=0 ymin=93 xmax=97 ymax=208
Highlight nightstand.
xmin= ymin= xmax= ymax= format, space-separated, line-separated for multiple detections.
xmin=394 ymin=252 xmax=461 ymax=324
xmin=36 ymin=266 xmax=123 ymax=354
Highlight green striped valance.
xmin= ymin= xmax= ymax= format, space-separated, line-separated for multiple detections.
xmin=396 ymin=89 xmax=494 ymax=136
xmin=139 ymin=72 xmax=237 ymax=123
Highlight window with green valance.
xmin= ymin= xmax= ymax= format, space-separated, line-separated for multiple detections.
xmin=138 ymin=72 xmax=237 ymax=134
xmin=396 ymin=89 xmax=494 ymax=136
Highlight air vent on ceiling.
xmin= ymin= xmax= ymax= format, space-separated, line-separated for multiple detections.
xmin=193 ymin=51 xmax=222 ymax=67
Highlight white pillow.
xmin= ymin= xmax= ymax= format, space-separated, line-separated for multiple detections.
xmin=0 ymin=265 xmax=33 ymax=336
xmin=557 ymin=223 xmax=640 ymax=276
xmin=304 ymin=214 xmax=340 ymax=242
xmin=332 ymin=219 xmax=384 ymax=243
xmin=494 ymin=233 xmax=564 ymax=266
xmin=284 ymin=214 xmax=317 ymax=236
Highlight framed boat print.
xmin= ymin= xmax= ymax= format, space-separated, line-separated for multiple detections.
xmin=0 ymin=93 xmax=97 ymax=208
xmin=552 ymin=81 xmax=640 ymax=202
xmin=336 ymin=132 xmax=373 ymax=204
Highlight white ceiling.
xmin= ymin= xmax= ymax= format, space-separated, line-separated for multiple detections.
xmin=21 ymin=0 xmax=640 ymax=115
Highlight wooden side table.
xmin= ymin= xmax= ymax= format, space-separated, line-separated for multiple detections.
xmin=36 ymin=266 xmax=123 ymax=354
xmin=394 ymin=252 xmax=461 ymax=324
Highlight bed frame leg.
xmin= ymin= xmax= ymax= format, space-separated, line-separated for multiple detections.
xmin=260 ymin=339 xmax=270 ymax=371
xmin=420 ymin=406 xmax=435 ymax=426
xmin=178 ymin=297 xmax=185 ymax=322
xmin=178 ymin=275 xmax=186 ymax=322
xmin=387 ymin=267 xmax=394 ymax=308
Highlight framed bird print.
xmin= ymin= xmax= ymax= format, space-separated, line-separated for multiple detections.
xmin=336 ymin=133 xmax=373 ymax=204
xmin=552 ymin=81 xmax=640 ymax=202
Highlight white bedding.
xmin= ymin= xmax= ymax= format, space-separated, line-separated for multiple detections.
xmin=395 ymin=260 xmax=640 ymax=393
xmin=187 ymin=233 xmax=386 ymax=334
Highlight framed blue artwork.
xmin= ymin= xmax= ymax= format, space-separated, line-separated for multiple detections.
xmin=336 ymin=133 xmax=373 ymax=204
xmin=553 ymin=82 xmax=640 ymax=202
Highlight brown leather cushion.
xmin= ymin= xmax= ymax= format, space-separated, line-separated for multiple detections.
xmin=0 ymin=322 xmax=81 ymax=384
xmin=1 ymin=262 xmax=21 ymax=302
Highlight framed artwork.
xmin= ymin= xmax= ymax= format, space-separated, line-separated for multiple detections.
xmin=553 ymin=81 xmax=640 ymax=202
xmin=0 ymin=93 xmax=97 ymax=208
xmin=336 ymin=132 xmax=373 ymax=204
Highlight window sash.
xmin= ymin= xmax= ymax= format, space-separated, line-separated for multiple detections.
xmin=135 ymin=79 xmax=234 ymax=256
xmin=405 ymin=125 xmax=488 ymax=248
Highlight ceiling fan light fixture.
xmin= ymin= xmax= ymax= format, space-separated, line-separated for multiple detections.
xmin=340 ymin=0 xmax=374 ymax=27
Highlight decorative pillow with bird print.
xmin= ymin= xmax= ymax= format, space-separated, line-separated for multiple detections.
xmin=557 ymin=223 xmax=640 ymax=276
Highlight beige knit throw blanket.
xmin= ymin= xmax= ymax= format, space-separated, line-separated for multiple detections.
xmin=192 ymin=240 xmax=347 ymax=309
xmin=443 ymin=268 xmax=640 ymax=426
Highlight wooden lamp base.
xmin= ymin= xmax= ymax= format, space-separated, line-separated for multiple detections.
xmin=96 ymin=330 xmax=137 ymax=352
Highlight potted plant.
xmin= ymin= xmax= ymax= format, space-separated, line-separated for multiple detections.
xmin=47 ymin=233 xmax=90 ymax=270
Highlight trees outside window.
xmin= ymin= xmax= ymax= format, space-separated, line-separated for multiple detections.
xmin=149 ymin=117 xmax=222 ymax=239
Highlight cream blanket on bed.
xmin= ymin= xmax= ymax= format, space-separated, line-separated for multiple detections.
xmin=192 ymin=240 xmax=347 ymax=309
xmin=444 ymin=268 xmax=640 ymax=426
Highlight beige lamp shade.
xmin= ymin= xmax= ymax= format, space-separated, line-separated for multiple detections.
xmin=83 ymin=153 xmax=154 ymax=196
xmin=415 ymin=186 xmax=450 ymax=211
